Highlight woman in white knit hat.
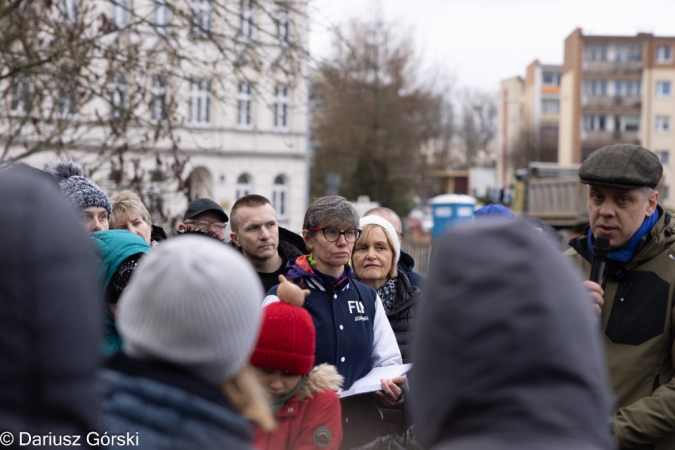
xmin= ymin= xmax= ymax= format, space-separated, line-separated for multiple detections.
xmin=352 ymin=215 xmax=420 ymax=364
xmin=99 ymin=236 xmax=274 ymax=449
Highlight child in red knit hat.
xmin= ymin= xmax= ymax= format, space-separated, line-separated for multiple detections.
xmin=251 ymin=277 xmax=344 ymax=450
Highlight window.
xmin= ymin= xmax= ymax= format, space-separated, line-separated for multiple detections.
xmin=656 ymin=45 xmax=673 ymax=63
xmin=111 ymin=0 xmax=128 ymax=28
xmin=584 ymin=45 xmax=607 ymax=61
xmin=154 ymin=0 xmax=169 ymax=29
xmin=541 ymin=98 xmax=559 ymax=114
xmin=108 ymin=72 xmax=127 ymax=118
xmin=59 ymin=0 xmax=77 ymax=21
xmin=583 ymin=114 xmax=608 ymax=131
xmin=277 ymin=8 xmax=289 ymax=45
xmin=240 ymin=0 xmax=253 ymax=40
xmin=656 ymin=81 xmax=671 ymax=97
xmin=272 ymin=175 xmax=287 ymax=221
xmin=58 ymin=84 xmax=77 ymax=118
xmin=656 ymin=116 xmax=670 ymax=133
xmin=663 ymin=186 xmax=670 ymax=201
xmin=656 ymin=150 xmax=670 ymax=166
xmin=542 ymin=72 xmax=560 ymax=86
xmin=583 ymin=114 xmax=595 ymax=131
xmin=236 ymin=173 xmax=251 ymax=199
xmin=191 ymin=0 xmax=212 ymax=37
xmin=10 ymin=79 xmax=31 ymax=116
xmin=188 ymin=79 xmax=210 ymax=126
xmin=150 ymin=75 xmax=167 ymax=122
xmin=237 ymin=82 xmax=253 ymax=128
xmin=625 ymin=80 xmax=641 ymax=97
xmin=615 ymin=45 xmax=642 ymax=62
xmin=584 ymin=79 xmax=607 ymax=96
xmin=274 ymin=85 xmax=289 ymax=130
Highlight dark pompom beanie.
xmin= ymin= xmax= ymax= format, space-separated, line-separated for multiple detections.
xmin=45 ymin=158 xmax=112 ymax=217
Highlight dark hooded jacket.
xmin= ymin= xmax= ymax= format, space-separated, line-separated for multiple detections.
xmin=410 ymin=219 xmax=616 ymax=450
xmin=91 ymin=230 xmax=151 ymax=356
xmin=398 ymin=250 xmax=424 ymax=289
xmin=0 ymin=165 xmax=102 ymax=444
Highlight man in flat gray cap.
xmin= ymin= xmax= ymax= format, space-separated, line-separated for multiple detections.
xmin=566 ymin=143 xmax=675 ymax=450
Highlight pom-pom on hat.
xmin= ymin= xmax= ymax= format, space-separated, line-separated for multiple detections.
xmin=251 ymin=301 xmax=316 ymax=376
xmin=45 ymin=158 xmax=112 ymax=217
xmin=359 ymin=215 xmax=401 ymax=264
xmin=117 ymin=236 xmax=263 ymax=385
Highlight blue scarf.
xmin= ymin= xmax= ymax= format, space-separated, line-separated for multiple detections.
xmin=588 ymin=210 xmax=660 ymax=263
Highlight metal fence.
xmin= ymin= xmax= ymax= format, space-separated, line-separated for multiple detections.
xmin=402 ymin=239 xmax=433 ymax=277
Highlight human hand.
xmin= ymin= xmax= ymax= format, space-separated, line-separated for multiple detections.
xmin=276 ymin=275 xmax=310 ymax=306
xmin=582 ymin=280 xmax=604 ymax=316
xmin=375 ymin=376 xmax=405 ymax=407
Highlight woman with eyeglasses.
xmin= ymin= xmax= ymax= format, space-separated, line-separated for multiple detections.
xmin=263 ymin=195 xmax=404 ymax=406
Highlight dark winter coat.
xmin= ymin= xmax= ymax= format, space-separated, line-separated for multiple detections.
xmin=410 ymin=218 xmax=615 ymax=450
xmin=0 ymin=165 xmax=102 ymax=444
xmin=100 ymin=353 xmax=255 ymax=450
xmin=567 ymin=207 xmax=675 ymax=450
xmin=398 ymin=250 xmax=424 ymax=289
xmin=386 ymin=273 xmax=419 ymax=363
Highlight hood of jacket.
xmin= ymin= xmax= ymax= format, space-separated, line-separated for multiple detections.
xmin=410 ymin=219 xmax=615 ymax=450
xmin=0 ymin=164 xmax=102 ymax=437
xmin=298 ymin=363 xmax=343 ymax=401
xmin=91 ymin=229 xmax=151 ymax=289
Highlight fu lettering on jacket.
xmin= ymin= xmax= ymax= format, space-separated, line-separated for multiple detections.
xmin=348 ymin=300 xmax=369 ymax=321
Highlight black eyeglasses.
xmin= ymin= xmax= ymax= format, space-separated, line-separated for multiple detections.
xmin=185 ymin=220 xmax=227 ymax=230
xmin=307 ymin=227 xmax=361 ymax=243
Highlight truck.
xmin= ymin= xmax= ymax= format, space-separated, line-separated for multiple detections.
xmin=514 ymin=162 xmax=589 ymax=243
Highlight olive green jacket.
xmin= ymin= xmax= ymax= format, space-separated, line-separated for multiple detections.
xmin=566 ymin=208 xmax=675 ymax=450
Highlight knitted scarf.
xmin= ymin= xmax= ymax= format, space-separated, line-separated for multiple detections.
xmin=286 ymin=255 xmax=354 ymax=291
xmin=377 ymin=278 xmax=397 ymax=314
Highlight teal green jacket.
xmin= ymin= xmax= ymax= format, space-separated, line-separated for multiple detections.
xmin=91 ymin=230 xmax=150 ymax=356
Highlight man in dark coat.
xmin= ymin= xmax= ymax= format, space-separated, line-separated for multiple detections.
xmin=410 ymin=219 xmax=615 ymax=450
xmin=229 ymin=195 xmax=305 ymax=292
xmin=0 ymin=164 xmax=102 ymax=446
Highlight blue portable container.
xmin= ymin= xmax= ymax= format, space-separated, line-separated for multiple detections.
xmin=430 ymin=194 xmax=477 ymax=240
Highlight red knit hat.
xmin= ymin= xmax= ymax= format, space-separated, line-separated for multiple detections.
xmin=250 ymin=302 xmax=316 ymax=375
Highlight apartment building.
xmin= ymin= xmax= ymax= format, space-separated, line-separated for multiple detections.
xmin=497 ymin=61 xmax=561 ymax=189
xmin=559 ymin=28 xmax=675 ymax=206
xmin=4 ymin=0 xmax=309 ymax=231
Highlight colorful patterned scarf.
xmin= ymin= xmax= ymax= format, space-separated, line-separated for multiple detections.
xmin=286 ymin=254 xmax=354 ymax=291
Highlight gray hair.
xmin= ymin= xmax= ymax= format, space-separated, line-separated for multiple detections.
xmin=303 ymin=195 xmax=359 ymax=233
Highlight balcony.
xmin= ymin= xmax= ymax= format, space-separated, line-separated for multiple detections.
xmin=582 ymin=60 xmax=643 ymax=74
xmin=581 ymin=129 xmax=640 ymax=143
xmin=581 ymin=95 xmax=641 ymax=110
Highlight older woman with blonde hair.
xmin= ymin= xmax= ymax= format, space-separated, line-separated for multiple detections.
xmin=352 ymin=215 xmax=420 ymax=364
xmin=110 ymin=190 xmax=166 ymax=246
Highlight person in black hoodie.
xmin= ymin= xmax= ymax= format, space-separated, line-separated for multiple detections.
xmin=0 ymin=164 xmax=102 ymax=446
xmin=409 ymin=219 xmax=616 ymax=450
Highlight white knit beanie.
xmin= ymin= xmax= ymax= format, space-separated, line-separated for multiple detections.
xmin=117 ymin=236 xmax=263 ymax=385
xmin=359 ymin=215 xmax=401 ymax=264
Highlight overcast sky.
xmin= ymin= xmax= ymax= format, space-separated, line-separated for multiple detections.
xmin=308 ymin=0 xmax=675 ymax=93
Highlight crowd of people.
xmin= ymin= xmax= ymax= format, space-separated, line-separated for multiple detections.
xmin=1 ymin=143 xmax=674 ymax=450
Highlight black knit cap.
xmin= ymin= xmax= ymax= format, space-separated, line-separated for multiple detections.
xmin=579 ymin=144 xmax=662 ymax=189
